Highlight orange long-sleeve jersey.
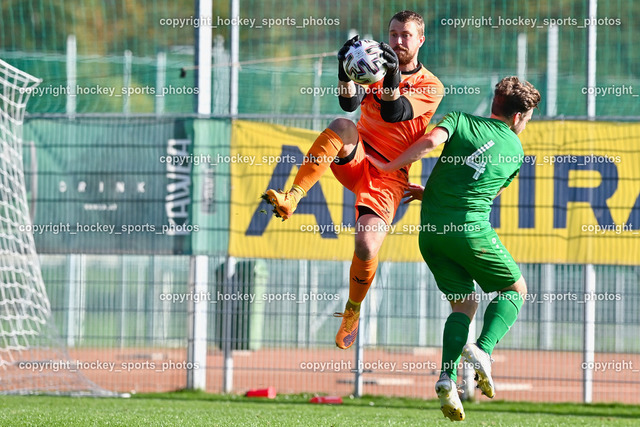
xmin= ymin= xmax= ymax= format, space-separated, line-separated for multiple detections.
xmin=357 ymin=64 xmax=444 ymax=164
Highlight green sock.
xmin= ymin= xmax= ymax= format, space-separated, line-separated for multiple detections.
xmin=441 ymin=312 xmax=471 ymax=382
xmin=477 ymin=290 xmax=524 ymax=355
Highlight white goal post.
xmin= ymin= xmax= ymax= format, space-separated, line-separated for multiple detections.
xmin=0 ymin=58 xmax=117 ymax=396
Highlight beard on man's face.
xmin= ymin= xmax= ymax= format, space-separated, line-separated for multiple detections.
xmin=394 ymin=46 xmax=415 ymax=66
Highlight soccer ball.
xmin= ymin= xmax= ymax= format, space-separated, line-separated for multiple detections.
xmin=342 ymin=39 xmax=386 ymax=85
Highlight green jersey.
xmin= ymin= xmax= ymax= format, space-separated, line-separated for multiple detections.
xmin=421 ymin=111 xmax=523 ymax=234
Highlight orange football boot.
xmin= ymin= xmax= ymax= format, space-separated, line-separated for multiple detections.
xmin=334 ymin=308 xmax=360 ymax=349
xmin=260 ymin=186 xmax=304 ymax=221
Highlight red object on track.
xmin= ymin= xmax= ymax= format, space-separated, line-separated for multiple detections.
xmin=245 ymin=387 xmax=276 ymax=398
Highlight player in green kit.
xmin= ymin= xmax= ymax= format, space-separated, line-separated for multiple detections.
xmin=368 ymin=76 xmax=541 ymax=421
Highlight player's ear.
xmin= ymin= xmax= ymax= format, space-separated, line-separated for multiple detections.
xmin=514 ymin=111 xmax=527 ymax=128
xmin=419 ymin=35 xmax=425 ymax=47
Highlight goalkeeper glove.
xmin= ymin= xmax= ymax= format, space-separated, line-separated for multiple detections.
xmin=379 ymin=42 xmax=401 ymax=92
xmin=337 ymin=35 xmax=360 ymax=83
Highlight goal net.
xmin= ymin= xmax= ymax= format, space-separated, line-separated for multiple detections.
xmin=0 ymin=59 xmax=116 ymax=396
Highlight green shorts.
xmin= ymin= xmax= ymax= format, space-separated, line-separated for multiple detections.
xmin=418 ymin=228 xmax=522 ymax=300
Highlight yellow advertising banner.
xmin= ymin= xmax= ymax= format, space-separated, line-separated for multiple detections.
xmin=229 ymin=120 xmax=640 ymax=264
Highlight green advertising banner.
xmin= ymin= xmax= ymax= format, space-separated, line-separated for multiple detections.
xmin=190 ymin=119 xmax=230 ymax=255
xmin=23 ymin=117 xmax=196 ymax=254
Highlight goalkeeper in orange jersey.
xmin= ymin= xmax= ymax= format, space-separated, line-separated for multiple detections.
xmin=262 ymin=10 xmax=444 ymax=349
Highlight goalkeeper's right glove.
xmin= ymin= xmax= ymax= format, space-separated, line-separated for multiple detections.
xmin=379 ymin=42 xmax=400 ymax=93
xmin=337 ymin=35 xmax=360 ymax=83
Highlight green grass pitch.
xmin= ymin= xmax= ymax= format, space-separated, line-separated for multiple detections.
xmin=1 ymin=391 xmax=639 ymax=426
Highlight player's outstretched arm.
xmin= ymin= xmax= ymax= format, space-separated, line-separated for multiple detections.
xmin=367 ymin=126 xmax=449 ymax=172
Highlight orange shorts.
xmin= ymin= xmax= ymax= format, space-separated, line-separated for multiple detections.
xmin=330 ymin=137 xmax=408 ymax=225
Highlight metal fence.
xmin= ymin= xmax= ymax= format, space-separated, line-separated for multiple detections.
xmin=40 ymin=254 xmax=640 ymax=403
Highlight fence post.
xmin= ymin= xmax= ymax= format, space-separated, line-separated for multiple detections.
xmin=195 ymin=0 xmax=212 ymax=115
xmin=119 ymin=255 xmax=128 ymax=348
xmin=539 ymin=264 xmax=555 ymax=349
xmin=222 ymin=256 xmax=237 ymax=393
xmin=229 ymin=0 xmax=239 ymax=116
xmin=583 ymin=264 xmax=596 ymax=403
xmin=615 ymin=270 xmax=625 ymax=352
xmin=66 ymin=35 xmax=76 ymax=119
xmin=354 ymin=302 xmax=364 ymax=398
xmin=517 ymin=33 xmax=527 ymax=81
xmin=66 ymin=254 xmax=86 ymax=347
xmin=297 ymin=260 xmax=308 ymax=346
xmin=186 ymin=255 xmax=209 ymax=390
xmin=417 ymin=263 xmax=428 ymax=347
xmin=312 ymin=57 xmax=323 ymax=131
xmin=546 ymin=25 xmax=558 ymax=117
xmin=155 ymin=52 xmax=166 ymax=115
xmin=123 ymin=50 xmax=132 ymax=114
xmin=586 ymin=0 xmax=598 ymax=119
